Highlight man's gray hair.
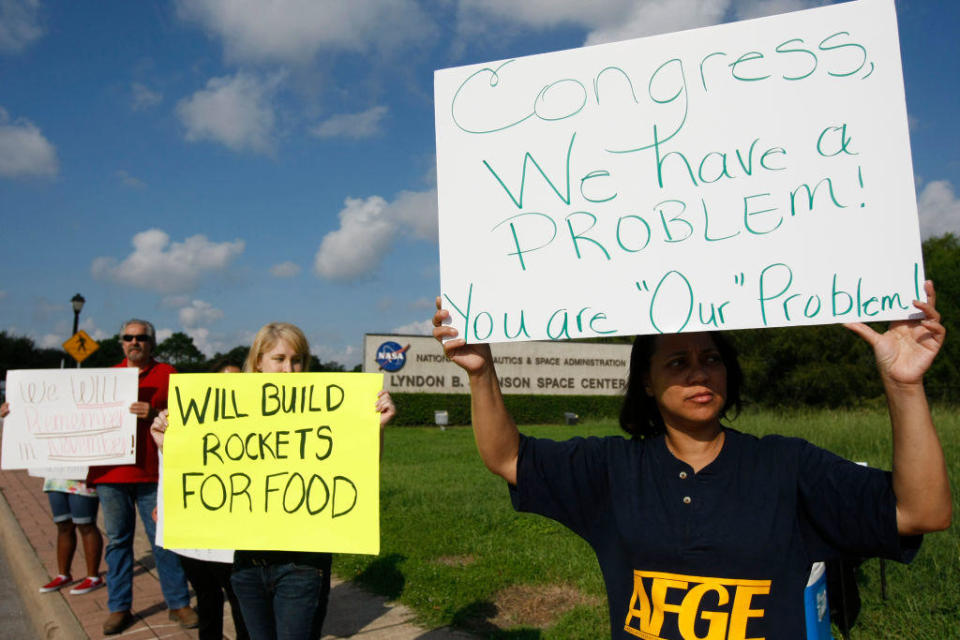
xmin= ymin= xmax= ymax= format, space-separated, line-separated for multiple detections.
xmin=120 ymin=318 xmax=157 ymax=346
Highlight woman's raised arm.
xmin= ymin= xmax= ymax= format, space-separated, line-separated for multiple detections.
xmin=433 ymin=297 xmax=519 ymax=484
xmin=846 ymin=280 xmax=952 ymax=535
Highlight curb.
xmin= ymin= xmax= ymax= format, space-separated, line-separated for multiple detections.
xmin=0 ymin=488 xmax=89 ymax=640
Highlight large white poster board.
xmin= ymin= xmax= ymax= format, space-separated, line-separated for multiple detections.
xmin=1 ymin=368 xmax=139 ymax=469
xmin=434 ymin=0 xmax=923 ymax=343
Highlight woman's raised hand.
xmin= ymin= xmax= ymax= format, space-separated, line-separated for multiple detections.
xmin=845 ymin=280 xmax=945 ymax=386
xmin=433 ymin=296 xmax=493 ymax=376
xmin=150 ymin=409 xmax=169 ymax=452
xmin=376 ymin=390 xmax=396 ymax=427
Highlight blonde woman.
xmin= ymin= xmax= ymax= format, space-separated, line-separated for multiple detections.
xmin=233 ymin=323 xmax=394 ymax=639
xmin=152 ymin=322 xmax=394 ymax=639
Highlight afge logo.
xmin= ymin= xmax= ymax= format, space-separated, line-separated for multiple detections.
xmin=624 ymin=570 xmax=770 ymax=640
xmin=375 ymin=341 xmax=409 ymax=372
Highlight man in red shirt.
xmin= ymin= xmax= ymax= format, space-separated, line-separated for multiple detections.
xmin=87 ymin=319 xmax=198 ymax=635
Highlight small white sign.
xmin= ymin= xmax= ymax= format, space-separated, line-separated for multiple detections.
xmin=434 ymin=0 xmax=923 ymax=343
xmin=1 ymin=368 xmax=139 ymax=469
xmin=27 ymin=466 xmax=89 ymax=481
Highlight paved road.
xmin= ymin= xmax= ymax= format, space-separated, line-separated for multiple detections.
xmin=0 ymin=535 xmax=33 ymax=639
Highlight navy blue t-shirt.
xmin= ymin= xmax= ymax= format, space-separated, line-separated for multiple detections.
xmin=509 ymin=428 xmax=920 ymax=640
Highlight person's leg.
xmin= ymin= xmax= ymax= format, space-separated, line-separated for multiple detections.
xmin=213 ymin=561 xmax=250 ymax=640
xmin=231 ymin=565 xmax=277 ymax=640
xmin=95 ymin=484 xmax=135 ymax=612
xmin=47 ymin=492 xmax=76 ymax=578
xmin=269 ymin=562 xmax=328 ymax=640
xmin=132 ymin=483 xmax=191 ymax=609
xmin=55 ymin=522 xmax=77 ymax=574
xmin=67 ymin=493 xmax=102 ymax=578
xmin=180 ymin=557 xmax=224 ymax=640
xmin=310 ymin=555 xmax=332 ymax=640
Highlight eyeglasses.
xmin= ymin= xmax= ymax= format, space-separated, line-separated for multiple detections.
xmin=122 ymin=334 xmax=151 ymax=343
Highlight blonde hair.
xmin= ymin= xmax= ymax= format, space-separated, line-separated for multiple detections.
xmin=244 ymin=322 xmax=311 ymax=373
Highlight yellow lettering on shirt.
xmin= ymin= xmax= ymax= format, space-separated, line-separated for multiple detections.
xmin=624 ymin=570 xmax=771 ymax=640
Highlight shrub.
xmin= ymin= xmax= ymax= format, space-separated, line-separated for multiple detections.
xmin=389 ymin=392 xmax=624 ymax=426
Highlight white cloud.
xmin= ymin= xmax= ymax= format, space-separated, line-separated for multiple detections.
xmin=0 ymin=107 xmax=57 ymax=178
xmin=310 ymin=342 xmax=359 ymax=369
xmin=175 ymin=0 xmax=435 ymax=64
xmin=0 ymin=0 xmax=43 ymax=53
xmin=91 ymin=228 xmax=245 ymax=293
xmin=176 ymin=72 xmax=282 ymax=154
xmin=161 ymin=294 xmax=191 ymax=309
xmin=389 ymin=189 xmax=439 ymax=241
xmin=458 ymin=0 xmax=818 ymax=47
xmin=185 ymin=327 xmax=219 ymax=356
xmin=39 ymin=334 xmax=61 ymax=349
xmin=583 ymin=0 xmax=729 ymax=45
xmin=79 ymin=317 xmax=109 ymax=341
xmin=391 ymin=319 xmax=433 ymax=336
xmin=408 ymin=297 xmax=434 ymax=311
xmin=733 ymin=0 xmax=819 ymax=21
xmin=156 ymin=327 xmax=174 ymax=344
xmin=917 ymin=180 xmax=960 ymax=240
xmin=310 ymin=106 xmax=388 ymax=139
xmin=131 ymin=82 xmax=162 ymax=111
xmin=269 ymin=261 xmax=301 ymax=277
xmin=314 ymin=196 xmax=395 ymax=281
xmin=116 ymin=169 xmax=146 ymax=189
xmin=908 ymin=113 xmax=919 ymax=133
xmin=313 ymin=188 xmax=437 ymax=281
xmin=458 ymin=0 xmax=632 ymax=33
xmin=30 ymin=297 xmax=64 ymax=325
xmin=179 ymin=299 xmax=224 ymax=328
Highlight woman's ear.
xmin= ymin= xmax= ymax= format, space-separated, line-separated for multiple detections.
xmin=642 ymin=376 xmax=653 ymax=397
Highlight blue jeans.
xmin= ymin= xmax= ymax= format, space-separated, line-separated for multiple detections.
xmin=230 ymin=561 xmax=330 ymax=640
xmin=47 ymin=491 xmax=99 ymax=525
xmin=96 ymin=483 xmax=190 ymax=613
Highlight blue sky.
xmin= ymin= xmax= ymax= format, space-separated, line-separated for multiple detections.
xmin=1 ymin=0 xmax=957 ymax=366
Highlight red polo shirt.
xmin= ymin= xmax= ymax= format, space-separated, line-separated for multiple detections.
xmin=86 ymin=358 xmax=176 ymax=485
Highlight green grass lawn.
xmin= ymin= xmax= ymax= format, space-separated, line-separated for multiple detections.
xmin=334 ymin=408 xmax=960 ymax=639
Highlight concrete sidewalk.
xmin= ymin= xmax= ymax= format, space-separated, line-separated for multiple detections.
xmin=0 ymin=468 xmax=474 ymax=640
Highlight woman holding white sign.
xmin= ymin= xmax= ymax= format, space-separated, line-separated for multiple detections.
xmin=1 ymin=402 xmax=105 ymax=595
xmin=431 ymin=281 xmax=951 ymax=639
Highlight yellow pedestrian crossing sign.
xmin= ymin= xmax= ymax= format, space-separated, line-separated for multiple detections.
xmin=63 ymin=330 xmax=99 ymax=363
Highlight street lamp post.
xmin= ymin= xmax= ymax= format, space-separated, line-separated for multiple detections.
xmin=71 ymin=293 xmax=85 ymax=336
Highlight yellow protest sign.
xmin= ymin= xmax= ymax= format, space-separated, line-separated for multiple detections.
xmin=162 ymin=372 xmax=383 ymax=554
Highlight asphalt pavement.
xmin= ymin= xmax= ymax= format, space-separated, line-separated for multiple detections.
xmin=0 ymin=537 xmax=32 ymax=640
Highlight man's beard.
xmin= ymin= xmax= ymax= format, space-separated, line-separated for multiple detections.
xmin=127 ymin=347 xmax=148 ymax=365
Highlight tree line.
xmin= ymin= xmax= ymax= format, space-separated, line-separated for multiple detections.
xmin=3 ymin=235 xmax=958 ymax=408
xmin=0 ymin=330 xmax=356 ymax=383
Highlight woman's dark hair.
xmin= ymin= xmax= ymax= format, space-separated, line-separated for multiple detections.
xmin=208 ymin=355 xmax=244 ymax=373
xmin=619 ymin=332 xmax=743 ymax=439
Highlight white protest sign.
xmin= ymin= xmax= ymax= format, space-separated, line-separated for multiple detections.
xmin=28 ymin=466 xmax=89 ymax=481
xmin=434 ymin=0 xmax=923 ymax=343
xmin=1 ymin=368 xmax=139 ymax=469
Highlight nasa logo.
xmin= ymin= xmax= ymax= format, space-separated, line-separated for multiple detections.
xmin=375 ymin=341 xmax=409 ymax=372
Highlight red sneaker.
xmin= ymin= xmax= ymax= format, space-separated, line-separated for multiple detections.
xmin=69 ymin=576 xmax=104 ymax=595
xmin=39 ymin=574 xmax=73 ymax=593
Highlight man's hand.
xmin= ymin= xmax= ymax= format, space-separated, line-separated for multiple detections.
xmin=129 ymin=401 xmax=152 ymax=420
